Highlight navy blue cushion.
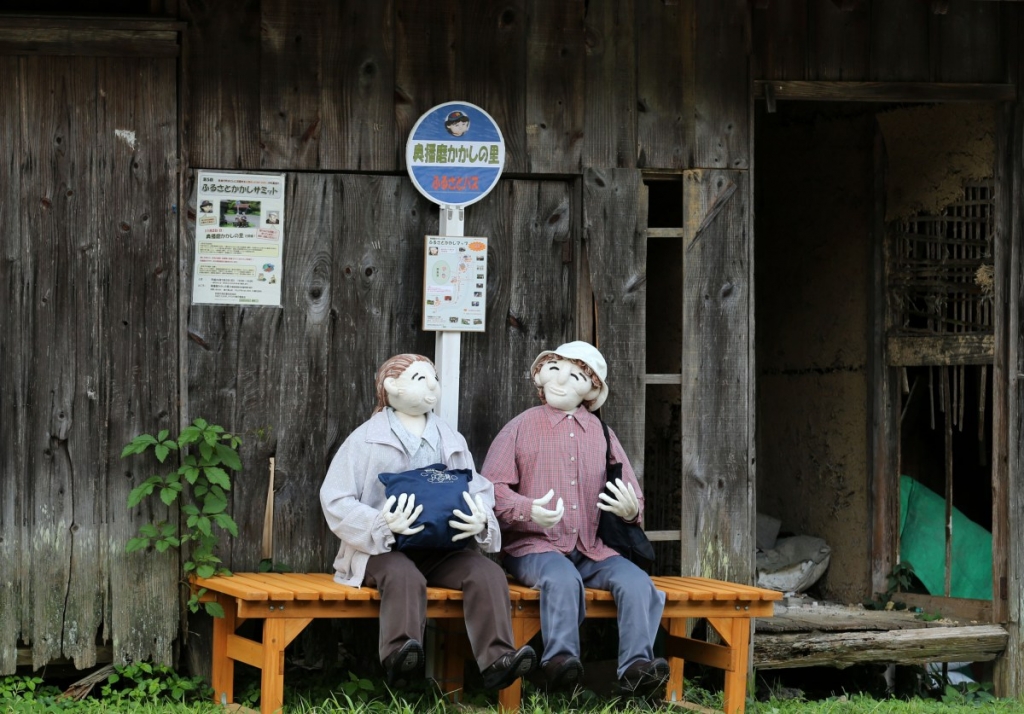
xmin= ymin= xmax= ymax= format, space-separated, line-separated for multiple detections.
xmin=378 ymin=463 xmax=473 ymax=551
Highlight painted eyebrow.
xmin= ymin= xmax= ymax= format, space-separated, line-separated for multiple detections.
xmin=411 ymin=371 xmax=427 ymax=381
xmin=546 ymin=364 xmax=560 ymax=370
xmin=569 ymin=372 xmax=583 ymax=381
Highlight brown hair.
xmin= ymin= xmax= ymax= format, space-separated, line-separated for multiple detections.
xmin=531 ymin=354 xmax=602 ymax=411
xmin=373 ymin=354 xmax=435 ymax=414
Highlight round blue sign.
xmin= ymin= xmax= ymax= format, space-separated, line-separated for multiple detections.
xmin=405 ymin=101 xmax=506 ymax=208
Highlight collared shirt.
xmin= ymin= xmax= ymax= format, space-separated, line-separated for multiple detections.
xmin=482 ymin=404 xmax=644 ymax=560
xmin=385 ymin=407 xmax=441 ymax=467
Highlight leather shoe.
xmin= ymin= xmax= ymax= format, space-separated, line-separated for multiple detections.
xmin=382 ymin=639 xmax=424 ymax=688
xmin=481 ymin=645 xmax=537 ymax=690
xmin=541 ymin=654 xmax=584 ymax=692
xmin=618 ymin=657 xmax=669 ymax=697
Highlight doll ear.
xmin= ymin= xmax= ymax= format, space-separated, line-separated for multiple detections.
xmin=584 ymin=384 xmax=601 ymax=401
xmin=383 ymin=376 xmax=400 ymax=396
xmin=533 ymin=372 xmax=543 ymax=387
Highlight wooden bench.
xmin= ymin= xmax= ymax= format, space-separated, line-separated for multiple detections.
xmin=193 ymin=572 xmax=781 ymax=714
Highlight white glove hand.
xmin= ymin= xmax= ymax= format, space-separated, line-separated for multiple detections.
xmin=597 ymin=478 xmax=640 ymax=521
xmin=382 ymin=493 xmax=425 ymax=536
xmin=449 ymin=492 xmax=488 ymax=542
xmin=530 ymin=489 xmax=565 ymax=528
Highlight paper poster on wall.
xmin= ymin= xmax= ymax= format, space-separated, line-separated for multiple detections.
xmin=422 ymin=235 xmax=487 ymax=332
xmin=192 ymin=171 xmax=286 ymax=306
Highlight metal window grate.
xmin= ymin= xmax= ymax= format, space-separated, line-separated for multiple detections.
xmin=889 ymin=182 xmax=995 ymax=337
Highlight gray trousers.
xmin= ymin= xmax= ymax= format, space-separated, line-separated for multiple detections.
xmin=504 ymin=549 xmax=666 ymax=678
xmin=363 ymin=549 xmax=515 ymax=670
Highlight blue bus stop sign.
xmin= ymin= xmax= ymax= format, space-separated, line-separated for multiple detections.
xmin=405 ymin=101 xmax=506 ymax=208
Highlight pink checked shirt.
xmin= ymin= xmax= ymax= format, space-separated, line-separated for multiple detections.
xmin=483 ymin=404 xmax=645 ymax=560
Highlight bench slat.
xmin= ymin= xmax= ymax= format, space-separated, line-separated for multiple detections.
xmin=224 ymin=573 xmax=298 ymax=601
xmin=236 ymin=573 xmax=321 ymax=600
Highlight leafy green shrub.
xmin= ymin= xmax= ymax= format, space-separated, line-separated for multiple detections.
xmin=99 ymin=661 xmax=212 ymax=704
xmin=0 ymin=675 xmax=60 ymax=703
xmin=122 ymin=418 xmax=242 ymax=617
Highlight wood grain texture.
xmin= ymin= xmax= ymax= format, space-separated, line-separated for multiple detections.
xmin=458 ymin=179 xmax=578 ymax=459
xmin=807 ymin=0 xmax=870 ymax=80
xmin=694 ymin=0 xmax=749 ymax=170
xmin=525 ymin=0 xmax=585 ymax=173
xmin=180 ymin=0 xmax=261 ymax=169
xmin=320 ymin=0 xmax=395 ymax=171
xmin=0 ymin=55 xmax=26 ymax=675
xmin=97 ymin=56 xmax=179 ymax=668
xmin=583 ymin=169 xmax=647 ymax=481
xmin=679 ymin=169 xmax=752 ymax=583
xmin=260 ymin=0 xmax=324 ymax=169
xmin=582 ymin=0 xmax=636 ymax=169
xmin=636 ymin=0 xmax=693 ymax=169
xmin=0 ymin=54 xmax=179 ymax=675
xmin=932 ymin=1 xmax=1005 ymax=83
xmin=870 ymin=0 xmax=930 ymax=81
xmin=751 ymin=0 xmax=807 ymax=81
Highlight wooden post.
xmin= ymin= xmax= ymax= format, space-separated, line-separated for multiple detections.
xmin=435 ymin=205 xmax=464 ymax=430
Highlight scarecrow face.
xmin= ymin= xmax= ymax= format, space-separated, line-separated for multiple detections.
xmin=384 ymin=360 xmax=439 ymax=416
xmin=535 ymin=358 xmax=600 ymax=412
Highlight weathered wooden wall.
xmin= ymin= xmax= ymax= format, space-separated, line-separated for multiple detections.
xmin=0 ymin=48 xmax=180 ymax=672
xmin=2 ymin=0 xmax=1019 ymax=678
xmin=753 ymin=0 xmax=1009 ymax=83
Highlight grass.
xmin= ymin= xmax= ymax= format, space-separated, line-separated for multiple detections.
xmin=4 ymin=667 xmax=1022 ymax=714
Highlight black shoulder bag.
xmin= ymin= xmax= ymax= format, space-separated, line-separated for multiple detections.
xmin=596 ymin=419 xmax=656 ymax=573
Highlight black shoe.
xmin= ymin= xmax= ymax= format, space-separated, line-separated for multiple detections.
xmin=618 ymin=657 xmax=669 ymax=698
xmin=481 ymin=645 xmax=537 ymax=690
xmin=383 ymin=639 xmax=424 ymax=688
xmin=541 ymin=654 xmax=584 ymax=692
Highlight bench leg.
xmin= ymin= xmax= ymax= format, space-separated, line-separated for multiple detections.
xmin=496 ymin=615 xmax=541 ymax=713
xmin=663 ymin=616 xmax=688 ymax=703
xmin=435 ymin=618 xmax=470 ymax=702
xmin=211 ymin=594 xmax=235 ymax=706
xmin=261 ymin=619 xmax=287 ymax=714
xmin=707 ymin=617 xmax=751 ymax=714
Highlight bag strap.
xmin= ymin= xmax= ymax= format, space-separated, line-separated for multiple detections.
xmin=599 ymin=418 xmax=614 ymax=482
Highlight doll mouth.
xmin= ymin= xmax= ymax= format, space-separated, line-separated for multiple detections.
xmin=424 ymin=395 xmax=437 ymax=405
xmin=546 ymin=387 xmax=566 ymax=397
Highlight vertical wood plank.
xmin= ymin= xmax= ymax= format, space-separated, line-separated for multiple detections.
xmin=459 ymin=179 xmax=578 ymax=457
xmin=320 ymin=0 xmax=396 ymax=171
xmin=260 ymin=0 xmax=324 ymax=169
xmin=807 ymin=0 xmax=870 ymax=81
xmin=870 ymin=0 xmax=930 ymax=82
xmin=0 ymin=56 xmax=26 ymax=675
xmin=180 ymin=0 xmax=261 ymax=169
xmin=694 ymin=0 xmax=749 ymax=170
xmin=99 ymin=55 xmax=180 ymax=668
xmin=636 ymin=0 xmax=693 ymax=169
xmin=994 ymin=6 xmax=1022 ymax=695
xmin=583 ymin=169 xmax=647 ymax=480
xmin=871 ymin=126 xmax=899 ymax=597
xmin=394 ymin=0 xmax=457 ymax=168
xmin=23 ymin=55 xmax=86 ymax=668
xmin=326 ymin=176 xmax=434 ymax=486
xmin=752 ymin=0 xmax=807 ymax=81
xmin=525 ymin=0 xmax=585 ymax=174
xmin=680 ymin=169 xmax=752 ymax=583
xmin=582 ymin=0 xmax=636 ymax=169
xmin=933 ymin=2 xmax=1004 ymax=84
xmin=265 ymin=174 xmax=333 ymax=571
xmin=452 ymin=1 xmax=528 ymax=175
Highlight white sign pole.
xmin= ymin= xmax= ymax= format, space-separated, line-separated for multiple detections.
xmin=435 ymin=204 xmax=464 ymax=430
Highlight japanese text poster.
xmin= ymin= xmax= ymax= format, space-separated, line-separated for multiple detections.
xmin=422 ymin=236 xmax=488 ymax=332
xmin=192 ymin=171 xmax=286 ymax=306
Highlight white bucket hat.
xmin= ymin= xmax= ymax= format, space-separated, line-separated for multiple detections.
xmin=530 ymin=341 xmax=609 ymax=411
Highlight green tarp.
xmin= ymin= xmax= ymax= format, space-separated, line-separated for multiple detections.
xmin=899 ymin=474 xmax=992 ymax=601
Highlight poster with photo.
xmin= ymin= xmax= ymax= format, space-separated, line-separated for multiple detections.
xmin=422 ymin=235 xmax=488 ymax=332
xmin=192 ymin=171 xmax=286 ymax=306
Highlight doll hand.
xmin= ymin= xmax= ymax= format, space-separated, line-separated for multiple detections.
xmin=382 ymin=493 xmax=425 ymax=536
xmin=449 ymin=492 xmax=488 ymax=542
xmin=597 ymin=479 xmax=640 ymax=521
xmin=530 ymin=489 xmax=565 ymax=528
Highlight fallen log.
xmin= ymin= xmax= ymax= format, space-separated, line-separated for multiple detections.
xmin=754 ymin=624 xmax=1007 ymax=670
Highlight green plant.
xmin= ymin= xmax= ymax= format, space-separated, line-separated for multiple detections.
xmin=939 ymin=681 xmax=996 ymax=707
xmin=99 ymin=662 xmax=212 ymax=704
xmin=122 ymin=418 xmax=242 ymax=616
xmin=0 ymin=675 xmax=59 ymax=702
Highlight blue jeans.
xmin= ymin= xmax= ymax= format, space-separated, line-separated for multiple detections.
xmin=504 ymin=549 xmax=665 ymax=678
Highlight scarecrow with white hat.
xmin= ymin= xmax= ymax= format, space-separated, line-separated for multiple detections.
xmin=482 ymin=342 xmax=668 ymax=697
